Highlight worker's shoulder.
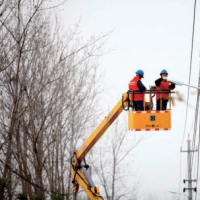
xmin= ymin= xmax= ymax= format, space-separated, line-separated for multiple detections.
xmin=155 ymin=77 xmax=162 ymax=81
xmin=137 ymin=79 xmax=143 ymax=84
xmin=155 ymin=77 xmax=163 ymax=83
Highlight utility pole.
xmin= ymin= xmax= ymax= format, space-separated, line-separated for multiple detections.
xmin=181 ymin=137 xmax=197 ymax=200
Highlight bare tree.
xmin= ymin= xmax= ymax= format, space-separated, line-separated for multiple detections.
xmin=0 ymin=1 xmax=110 ymax=200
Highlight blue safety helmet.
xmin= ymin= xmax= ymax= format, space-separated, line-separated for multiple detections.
xmin=136 ymin=69 xmax=144 ymax=77
xmin=160 ymin=69 xmax=168 ymax=75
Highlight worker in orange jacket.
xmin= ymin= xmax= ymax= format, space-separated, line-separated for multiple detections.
xmin=155 ymin=69 xmax=175 ymax=110
xmin=129 ymin=70 xmax=146 ymax=111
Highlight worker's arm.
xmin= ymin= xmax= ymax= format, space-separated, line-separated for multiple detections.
xmin=155 ymin=78 xmax=175 ymax=90
xmin=169 ymin=83 xmax=175 ymax=90
xmin=155 ymin=78 xmax=163 ymax=86
xmin=137 ymin=80 xmax=146 ymax=91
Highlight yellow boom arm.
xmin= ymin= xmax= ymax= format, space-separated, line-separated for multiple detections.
xmin=71 ymin=92 xmax=129 ymax=200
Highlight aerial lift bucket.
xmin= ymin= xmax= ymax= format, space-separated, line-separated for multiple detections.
xmin=127 ymin=90 xmax=172 ymax=131
xmin=128 ymin=110 xmax=171 ymax=131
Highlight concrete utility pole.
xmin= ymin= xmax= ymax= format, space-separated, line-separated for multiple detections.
xmin=181 ymin=137 xmax=197 ymax=200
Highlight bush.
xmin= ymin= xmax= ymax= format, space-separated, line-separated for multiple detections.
xmin=51 ymin=195 xmax=62 ymax=200
xmin=15 ymin=193 xmax=28 ymax=200
xmin=0 ymin=179 xmax=7 ymax=191
xmin=33 ymin=196 xmax=43 ymax=200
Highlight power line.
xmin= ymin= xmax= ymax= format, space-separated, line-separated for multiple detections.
xmin=182 ymin=0 xmax=197 ymax=146
xmin=179 ymin=1 xmax=197 ymax=198
xmin=179 ymin=152 xmax=182 ymax=200
xmin=0 ymin=158 xmax=73 ymax=197
xmin=195 ymin=140 xmax=200 ymax=200
xmin=190 ymin=77 xmax=200 ymax=172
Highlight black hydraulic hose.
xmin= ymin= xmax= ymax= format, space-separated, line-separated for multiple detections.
xmin=71 ymin=155 xmax=104 ymax=199
xmin=122 ymin=93 xmax=129 ymax=111
xmin=151 ymin=93 xmax=155 ymax=109
xmin=122 ymin=95 xmax=125 ymax=110
xmin=76 ymin=170 xmax=104 ymax=200
xmin=128 ymin=93 xmax=130 ymax=109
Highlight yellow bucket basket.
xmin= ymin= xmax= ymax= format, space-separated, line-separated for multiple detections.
xmin=128 ymin=110 xmax=171 ymax=131
xmin=127 ymin=89 xmax=173 ymax=131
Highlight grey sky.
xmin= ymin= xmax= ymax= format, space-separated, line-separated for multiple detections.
xmin=62 ymin=0 xmax=200 ymax=199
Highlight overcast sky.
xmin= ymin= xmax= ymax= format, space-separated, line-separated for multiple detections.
xmin=61 ymin=0 xmax=200 ymax=199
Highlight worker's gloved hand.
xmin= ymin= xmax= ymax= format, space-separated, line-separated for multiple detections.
xmin=163 ymin=77 xmax=167 ymax=80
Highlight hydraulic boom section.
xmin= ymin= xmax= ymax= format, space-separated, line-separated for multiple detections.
xmin=71 ymin=93 xmax=129 ymax=200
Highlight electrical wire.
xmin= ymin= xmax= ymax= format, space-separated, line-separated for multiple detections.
xmin=193 ymin=147 xmax=197 ymax=184
xmin=191 ymin=101 xmax=199 ymax=167
xmin=191 ymin=66 xmax=200 ymax=170
xmin=193 ymin=51 xmax=200 ymax=200
xmin=194 ymin=70 xmax=200 ymax=200
xmin=190 ymin=89 xmax=199 ymax=198
xmin=70 ymin=156 xmax=104 ymax=200
xmin=179 ymin=151 xmax=182 ymax=200
xmin=182 ymin=0 xmax=197 ymax=146
xmin=0 ymin=158 xmax=73 ymax=197
xmin=179 ymin=0 xmax=197 ymax=198
xmin=76 ymin=170 xmax=104 ymax=200
xmin=195 ymin=136 xmax=200 ymax=200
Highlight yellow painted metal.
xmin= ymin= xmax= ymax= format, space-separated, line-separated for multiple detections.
xmin=76 ymin=93 xmax=129 ymax=163
xmin=128 ymin=111 xmax=171 ymax=130
xmin=71 ymin=93 xmax=129 ymax=200
xmin=71 ymin=167 xmax=102 ymax=200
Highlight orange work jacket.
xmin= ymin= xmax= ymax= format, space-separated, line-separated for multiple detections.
xmin=129 ymin=77 xmax=144 ymax=101
xmin=156 ymin=80 xmax=170 ymax=100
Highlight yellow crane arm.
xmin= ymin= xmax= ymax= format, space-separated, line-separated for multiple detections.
xmin=71 ymin=92 xmax=129 ymax=200
xmin=76 ymin=92 xmax=129 ymax=162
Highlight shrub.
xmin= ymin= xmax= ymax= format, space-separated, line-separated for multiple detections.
xmin=15 ymin=193 xmax=28 ymax=200
xmin=51 ymin=195 xmax=62 ymax=200
xmin=33 ymin=196 xmax=43 ymax=200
